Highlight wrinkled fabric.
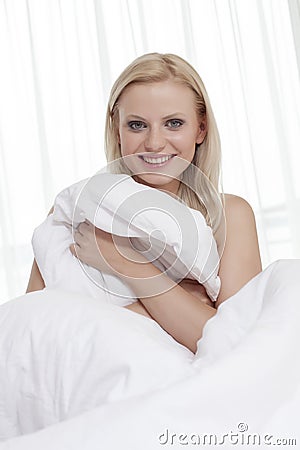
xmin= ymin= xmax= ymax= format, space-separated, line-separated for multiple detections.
xmin=32 ymin=173 xmax=221 ymax=305
xmin=1 ymin=260 xmax=299 ymax=449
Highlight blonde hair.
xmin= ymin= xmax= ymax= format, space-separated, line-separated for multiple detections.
xmin=105 ymin=53 xmax=224 ymax=235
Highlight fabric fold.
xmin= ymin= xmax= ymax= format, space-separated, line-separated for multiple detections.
xmin=32 ymin=172 xmax=221 ymax=304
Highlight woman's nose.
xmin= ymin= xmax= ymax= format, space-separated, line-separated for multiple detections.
xmin=144 ymin=128 xmax=166 ymax=151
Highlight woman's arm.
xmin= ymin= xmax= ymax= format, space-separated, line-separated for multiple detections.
xmin=118 ymin=261 xmax=216 ymax=353
xmin=125 ymin=280 xmax=214 ymax=319
xmin=71 ymin=195 xmax=262 ymax=353
xmin=124 ymin=301 xmax=154 ymax=319
xmin=26 ymin=206 xmax=54 ymax=294
xmin=71 ymin=222 xmax=216 ymax=353
xmin=26 ymin=259 xmax=45 ymax=293
xmin=123 ymin=195 xmax=261 ymax=350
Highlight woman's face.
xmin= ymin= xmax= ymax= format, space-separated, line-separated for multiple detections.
xmin=117 ymin=80 xmax=206 ymax=194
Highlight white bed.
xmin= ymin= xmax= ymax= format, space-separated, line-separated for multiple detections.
xmin=1 ymin=173 xmax=299 ymax=449
xmin=0 ymin=259 xmax=299 ymax=449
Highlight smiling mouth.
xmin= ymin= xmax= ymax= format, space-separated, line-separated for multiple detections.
xmin=138 ymin=154 xmax=175 ymax=166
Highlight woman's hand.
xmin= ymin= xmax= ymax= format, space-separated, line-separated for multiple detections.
xmin=69 ymin=221 xmax=145 ymax=275
xmin=178 ymin=279 xmax=215 ymax=308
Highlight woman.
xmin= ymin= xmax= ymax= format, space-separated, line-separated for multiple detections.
xmin=27 ymin=53 xmax=262 ymax=353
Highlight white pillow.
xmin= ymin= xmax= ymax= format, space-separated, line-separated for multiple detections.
xmin=33 ymin=173 xmax=220 ymax=304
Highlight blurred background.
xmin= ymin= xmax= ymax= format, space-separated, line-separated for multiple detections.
xmin=0 ymin=0 xmax=300 ymax=303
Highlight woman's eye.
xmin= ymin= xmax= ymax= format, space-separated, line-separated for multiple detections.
xmin=128 ymin=121 xmax=146 ymax=131
xmin=166 ymin=119 xmax=184 ymax=129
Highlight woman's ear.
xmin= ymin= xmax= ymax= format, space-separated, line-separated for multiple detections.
xmin=196 ymin=119 xmax=207 ymax=145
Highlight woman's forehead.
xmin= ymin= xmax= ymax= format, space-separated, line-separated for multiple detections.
xmin=118 ymin=80 xmax=198 ymax=115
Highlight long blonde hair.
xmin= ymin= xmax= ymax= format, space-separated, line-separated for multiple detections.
xmin=105 ymin=53 xmax=224 ymax=235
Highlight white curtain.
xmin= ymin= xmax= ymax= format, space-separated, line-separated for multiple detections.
xmin=0 ymin=0 xmax=299 ymax=303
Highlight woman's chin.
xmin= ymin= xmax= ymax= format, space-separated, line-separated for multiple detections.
xmin=133 ymin=173 xmax=181 ymax=193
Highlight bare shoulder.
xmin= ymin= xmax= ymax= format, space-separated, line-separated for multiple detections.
xmin=215 ymin=194 xmax=256 ymax=251
xmin=215 ymin=193 xmax=262 ymax=307
xmin=224 ymin=194 xmax=256 ymax=233
xmin=223 ymin=193 xmax=255 ymax=217
xmin=222 ymin=193 xmax=260 ymax=249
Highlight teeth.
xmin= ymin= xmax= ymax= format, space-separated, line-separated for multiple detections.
xmin=142 ymin=155 xmax=173 ymax=164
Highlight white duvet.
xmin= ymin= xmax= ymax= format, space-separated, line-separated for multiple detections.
xmin=1 ymin=174 xmax=300 ymax=448
xmin=1 ymin=259 xmax=300 ymax=449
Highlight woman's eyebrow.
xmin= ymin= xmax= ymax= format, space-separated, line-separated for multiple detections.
xmin=125 ymin=114 xmax=146 ymax=120
xmin=125 ymin=113 xmax=187 ymax=120
xmin=162 ymin=113 xmax=186 ymax=119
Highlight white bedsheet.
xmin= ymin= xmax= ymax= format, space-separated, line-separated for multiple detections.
xmin=1 ymin=259 xmax=300 ymax=449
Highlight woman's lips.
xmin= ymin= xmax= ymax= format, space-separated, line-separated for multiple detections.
xmin=138 ymin=154 xmax=176 ymax=168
